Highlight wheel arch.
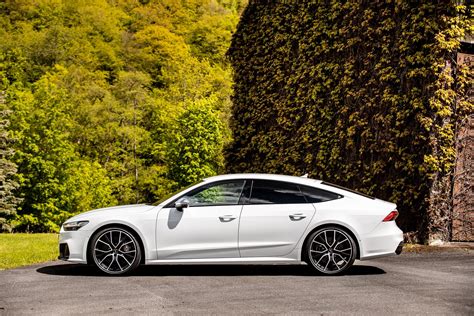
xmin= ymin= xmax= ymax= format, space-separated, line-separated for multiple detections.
xmin=86 ymin=223 xmax=146 ymax=264
xmin=301 ymin=223 xmax=361 ymax=262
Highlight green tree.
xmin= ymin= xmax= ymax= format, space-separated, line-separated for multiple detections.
xmin=0 ymin=94 xmax=21 ymax=232
xmin=188 ymin=13 xmax=239 ymax=64
xmin=61 ymin=160 xmax=116 ymax=218
xmin=110 ymin=71 xmax=152 ymax=203
xmin=167 ymin=96 xmax=224 ymax=186
xmin=8 ymin=67 xmax=77 ymax=232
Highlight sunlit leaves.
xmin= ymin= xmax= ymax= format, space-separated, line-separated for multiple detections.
xmin=167 ymin=96 xmax=224 ymax=187
xmin=1 ymin=0 xmax=246 ymax=231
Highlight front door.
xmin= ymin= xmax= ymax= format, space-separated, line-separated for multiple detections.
xmin=156 ymin=180 xmax=245 ymax=259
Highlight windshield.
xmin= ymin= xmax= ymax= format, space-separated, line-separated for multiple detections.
xmin=151 ymin=181 xmax=203 ymax=206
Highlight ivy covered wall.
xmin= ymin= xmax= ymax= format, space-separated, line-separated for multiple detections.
xmin=226 ymin=0 xmax=472 ymax=241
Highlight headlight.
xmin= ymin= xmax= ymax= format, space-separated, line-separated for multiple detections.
xmin=62 ymin=220 xmax=89 ymax=231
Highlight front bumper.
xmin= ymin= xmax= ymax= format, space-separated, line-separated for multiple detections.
xmin=58 ymin=229 xmax=92 ymax=264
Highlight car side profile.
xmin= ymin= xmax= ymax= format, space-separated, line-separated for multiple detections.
xmin=59 ymin=174 xmax=404 ymax=275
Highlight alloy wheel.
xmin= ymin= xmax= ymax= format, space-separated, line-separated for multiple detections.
xmin=308 ymin=228 xmax=355 ymax=274
xmin=92 ymin=228 xmax=139 ymax=274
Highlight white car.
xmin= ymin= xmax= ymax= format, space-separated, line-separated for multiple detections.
xmin=59 ymin=174 xmax=403 ymax=275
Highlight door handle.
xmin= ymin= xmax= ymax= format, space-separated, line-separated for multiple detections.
xmin=219 ymin=215 xmax=236 ymax=222
xmin=289 ymin=213 xmax=306 ymax=221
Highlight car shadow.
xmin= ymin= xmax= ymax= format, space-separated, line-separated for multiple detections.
xmin=36 ymin=263 xmax=385 ymax=277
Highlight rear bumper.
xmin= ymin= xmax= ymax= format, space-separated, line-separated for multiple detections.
xmin=359 ymin=221 xmax=403 ymax=260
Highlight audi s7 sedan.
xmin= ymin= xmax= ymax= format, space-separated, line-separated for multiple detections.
xmin=59 ymin=174 xmax=403 ymax=275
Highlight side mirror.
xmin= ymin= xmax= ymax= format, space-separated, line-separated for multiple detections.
xmin=174 ymin=198 xmax=190 ymax=211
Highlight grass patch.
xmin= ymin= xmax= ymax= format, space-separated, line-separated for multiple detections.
xmin=0 ymin=233 xmax=58 ymax=270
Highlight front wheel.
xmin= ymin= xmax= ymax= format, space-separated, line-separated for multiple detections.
xmin=90 ymin=227 xmax=141 ymax=275
xmin=306 ymin=226 xmax=357 ymax=275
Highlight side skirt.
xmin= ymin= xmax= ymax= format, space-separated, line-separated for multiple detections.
xmin=145 ymin=257 xmax=303 ymax=265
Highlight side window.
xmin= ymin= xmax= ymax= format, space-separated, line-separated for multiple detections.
xmin=249 ymin=180 xmax=306 ymax=204
xmin=181 ymin=180 xmax=245 ymax=207
xmin=238 ymin=180 xmax=252 ymax=205
xmin=299 ymin=185 xmax=341 ymax=203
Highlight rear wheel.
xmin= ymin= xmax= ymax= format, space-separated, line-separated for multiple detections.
xmin=90 ymin=227 xmax=141 ymax=275
xmin=306 ymin=226 xmax=357 ymax=275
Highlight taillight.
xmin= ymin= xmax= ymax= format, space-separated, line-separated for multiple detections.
xmin=383 ymin=210 xmax=399 ymax=222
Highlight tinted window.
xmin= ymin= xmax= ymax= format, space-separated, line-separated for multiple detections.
xmin=238 ymin=180 xmax=252 ymax=205
xmin=321 ymin=181 xmax=374 ymax=199
xmin=299 ymin=185 xmax=342 ymax=203
xmin=180 ymin=180 xmax=245 ymax=207
xmin=249 ymin=180 xmax=306 ymax=204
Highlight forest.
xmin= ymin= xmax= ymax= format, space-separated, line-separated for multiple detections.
xmin=0 ymin=0 xmax=246 ymax=232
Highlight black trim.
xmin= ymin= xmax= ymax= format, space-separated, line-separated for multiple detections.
xmin=297 ymin=185 xmax=307 ymax=202
xmin=238 ymin=180 xmax=251 ymax=205
xmin=321 ymin=181 xmax=375 ymax=199
xmin=58 ymin=243 xmax=69 ymax=260
xmin=396 ymin=241 xmax=403 ymax=255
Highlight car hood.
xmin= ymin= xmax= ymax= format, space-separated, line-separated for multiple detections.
xmin=66 ymin=204 xmax=155 ymax=222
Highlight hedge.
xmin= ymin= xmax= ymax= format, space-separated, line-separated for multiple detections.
xmin=226 ymin=0 xmax=472 ymax=241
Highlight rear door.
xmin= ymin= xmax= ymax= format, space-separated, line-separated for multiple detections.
xmin=238 ymin=180 xmax=316 ymax=257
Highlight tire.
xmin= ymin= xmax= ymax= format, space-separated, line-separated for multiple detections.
xmin=305 ymin=226 xmax=357 ymax=275
xmin=89 ymin=226 xmax=141 ymax=275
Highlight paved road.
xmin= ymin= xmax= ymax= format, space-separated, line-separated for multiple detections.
xmin=1 ymin=250 xmax=473 ymax=315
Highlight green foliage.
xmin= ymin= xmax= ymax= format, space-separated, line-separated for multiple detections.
xmin=8 ymin=67 xmax=77 ymax=232
xmin=193 ymin=187 xmax=223 ymax=204
xmin=0 ymin=96 xmax=22 ymax=232
xmin=167 ymin=96 xmax=225 ymax=187
xmin=0 ymin=0 xmax=246 ymax=232
xmin=189 ymin=13 xmax=239 ymax=64
xmin=227 ymin=1 xmax=472 ymax=236
xmin=61 ymin=160 xmax=117 ymax=220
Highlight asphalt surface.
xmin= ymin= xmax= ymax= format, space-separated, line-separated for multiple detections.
xmin=0 ymin=250 xmax=473 ymax=315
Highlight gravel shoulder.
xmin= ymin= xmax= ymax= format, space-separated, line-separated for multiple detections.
xmin=0 ymin=249 xmax=473 ymax=315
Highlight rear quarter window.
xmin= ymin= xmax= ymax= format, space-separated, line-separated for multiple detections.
xmin=320 ymin=181 xmax=375 ymax=199
xmin=299 ymin=185 xmax=342 ymax=203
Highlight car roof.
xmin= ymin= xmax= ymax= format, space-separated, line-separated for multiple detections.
xmin=202 ymin=173 xmax=380 ymax=202
xmin=203 ymin=173 xmax=323 ymax=186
